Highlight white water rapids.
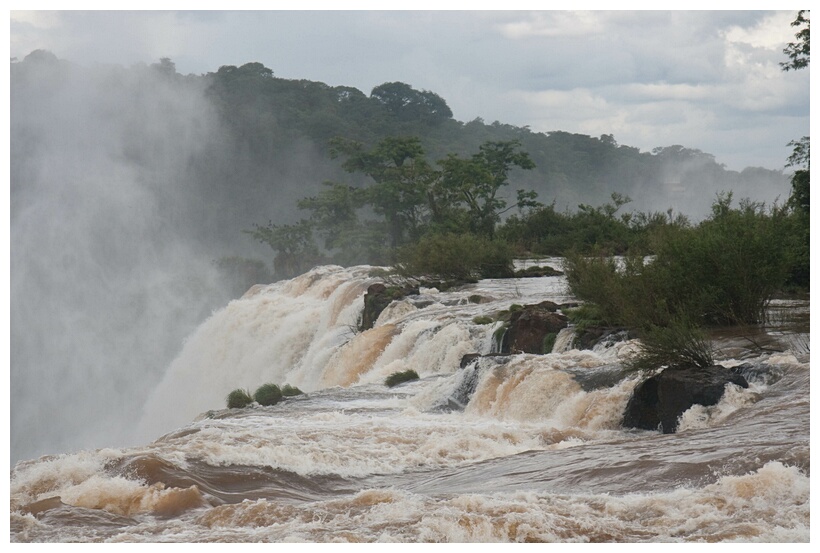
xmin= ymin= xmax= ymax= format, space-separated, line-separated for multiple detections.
xmin=11 ymin=262 xmax=810 ymax=542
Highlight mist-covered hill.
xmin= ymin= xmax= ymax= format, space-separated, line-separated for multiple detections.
xmin=9 ymin=51 xmax=792 ymax=463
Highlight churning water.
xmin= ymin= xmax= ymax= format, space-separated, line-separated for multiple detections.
xmin=10 ymin=262 xmax=810 ymax=542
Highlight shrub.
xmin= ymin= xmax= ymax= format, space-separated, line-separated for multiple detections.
xmin=385 ymin=370 xmax=420 ymax=387
xmin=281 ymin=384 xmax=304 ymax=397
xmin=626 ymin=318 xmax=714 ymax=372
xmin=473 ymin=315 xmax=494 ymax=325
xmin=253 ymin=383 xmax=283 ymax=406
xmin=565 ymin=197 xmax=793 ymax=329
xmin=226 ymin=388 xmax=253 ymax=409
xmin=564 ymin=303 xmax=609 ymax=331
xmin=395 ymin=233 xmax=513 ymax=281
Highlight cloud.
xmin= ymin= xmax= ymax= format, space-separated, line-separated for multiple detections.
xmin=7 ymin=10 xmax=809 ymax=172
xmin=497 ymin=11 xmax=606 ymax=39
xmin=722 ymin=11 xmax=796 ymax=50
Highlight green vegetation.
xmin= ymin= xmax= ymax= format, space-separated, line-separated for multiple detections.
xmin=395 ymin=233 xmax=514 ymax=281
xmin=281 ymin=384 xmax=304 ymax=397
xmin=473 ymin=316 xmax=494 ymax=325
xmin=251 ymin=136 xmax=534 ymax=276
xmin=542 ymin=333 xmax=558 ymax=355
xmin=225 ymin=383 xmax=303 ymax=409
xmin=226 ymin=388 xmax=254 ymax=409
xmin=13 ymin=53 xmax=794 ymax=285
xmin=781 ymin=11 xmax=810 ymax=290
xmin=253 ymin=383 xmax=283 ymax=406
xmin=565 ymin=195 xmax=803 ymax=370
xmin=625 ymin=320 xmax=714 ymax=372
xmin=385 ymin=370 xmax=420 ymax=387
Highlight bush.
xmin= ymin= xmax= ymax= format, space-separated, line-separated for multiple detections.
xmin=395 ymin=233 xmax=513 ymax=281
xmin=281 ymin=384 xmax=304 ymax=397
xmin=564 ymin=303 xmax=609 ymax=331
xmin=626 ymin=319 xmax=714 ymax=372
xmin=565 ymin=197 xmax=793 ymax=329
xmin=226 ymin=388 xmax=253 ymax=409
xmin=253 ymin=383 xmax=283 ymax=406
xmin=385 ymin=370 xmax=420 ymax=387
xmin=473 ymin=315 xmax=493 ymax=325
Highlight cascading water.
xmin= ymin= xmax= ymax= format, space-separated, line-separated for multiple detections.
xmin=11 ymin=262 xmax=810 ymax=543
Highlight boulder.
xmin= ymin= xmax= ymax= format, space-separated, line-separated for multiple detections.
xmin=460 ymin=353 xmax=482 ymax=368
xmin=513 ymin=265 xmax=564 ymax=278
xmin=359 ymin=283 xmax=419 ymax=331
xmin=502 ymin=304 xmax=568 ymax=354
xmin=622 ymin=365 xmax=749 ymax=433
xmin=577 ymin=326 xmax=634 ymax=350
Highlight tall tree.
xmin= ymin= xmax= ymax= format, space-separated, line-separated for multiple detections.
xmin=781 ymin=10 xmax=810 ymax=71
xmin=370 ymin=81 xmax=453 ymax=123
xmin=331 ymin=136 xmax=437 ymax=248
xmin=781 ymin=11 xmax=810 ymax=211
xmin=436 ymin=140 xmax=535 ymax=238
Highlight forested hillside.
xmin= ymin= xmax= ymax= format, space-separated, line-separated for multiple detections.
xmin=11 ymin=52 xmax=790 ymax=266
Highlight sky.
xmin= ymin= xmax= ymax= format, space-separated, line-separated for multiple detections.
xmin=8 ymin=6 xmax=811 ymax=172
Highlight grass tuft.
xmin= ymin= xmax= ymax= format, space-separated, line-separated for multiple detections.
xmin=385 ymin=370 xmax=420 ymax=388
xmin=253 ymin=383 xmax=283 ymax=406
xmin=226 ymin=388 xmax=253 ymax=409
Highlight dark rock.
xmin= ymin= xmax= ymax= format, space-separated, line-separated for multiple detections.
xmin=532 ymin=300 xmax=560 ymax=312
xmin=577 ymin=326 xmax=634 ymax=350
xmin=460 ymin=352 xmax=513 ymax=368
xmin=502 ymin=305 xmax=568 ymax=354
xmin=513 ymin=265 xmax=564 ymax=278
xmin=622 ymin=365 xmax=749 ymax=433
xmin=359 ymin=283 xmax=419 ymax=331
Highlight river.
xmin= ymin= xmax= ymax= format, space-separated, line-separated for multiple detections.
xmin=10 ymin=262 xmax=810 ymax=542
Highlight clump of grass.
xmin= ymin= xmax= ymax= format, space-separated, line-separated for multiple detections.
xmin=253 ymin=383 xmax=283 ymax=406
xmin=492 ymin=323 xmax=509 ymax=353
xmin=226 ymin=388 xmax=253 ymax=409
xmin=564 ymin=303 xmax=609 ymax=329
xmin=626 ymin=318 xmax=715 ymax=372
xmin=281 ymin=384 xmax=304 ymax=397
xmin=542 ymin=332 xmax=557 ymax=354
xmin=385 ymin=370 xmax=420 ymax=388
xmin=509 ymin=303 xmax=524 ymax=313
xmin=473 ymin=315 xmax=494 ymax=325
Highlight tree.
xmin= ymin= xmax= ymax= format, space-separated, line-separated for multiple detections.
xmin=370 ymin=81 xmax=453 ymax=122
xmin=150 ymin=57 xmax=177 ymax=78
xmin=436 ymin=140 xmax=535 ymax=238
xmin=786 ymin=136 xmax=810 ymax=213
xmin=246 ymin=220 xmax=322 ymax=280
xmin=780 ymin=11 xmax=810 ymax=212
xmin=781 ymin=10 xmax=810 ymax=71
xmin=779 ymin=12 xmax=810 ymax=290
xmin=330 ymin=136 xmax=437 ymax=248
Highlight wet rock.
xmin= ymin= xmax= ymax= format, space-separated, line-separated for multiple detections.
xmin=459 ymin=352 xmax=510 ymax=368
xmin=359 ymin=283 xmax=419 ymax=331
xmin=513 ymin=265 xmax=564 ymax=278
xmin=577 ymin=326 xmax=634 ymax=350
xmin=622 ymin=365 xmax=749 ymax=433
xmin=502 ymin=304 xmax=568 ymax=354
xmin=460 ymin=353 xmax=482 ymax=368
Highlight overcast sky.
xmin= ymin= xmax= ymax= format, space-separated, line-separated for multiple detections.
xmin=9 ymin=7 xmax=811 ymax=171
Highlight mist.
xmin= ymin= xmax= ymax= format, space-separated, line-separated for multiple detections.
xmin=10 ymin=54 xmax=231 ymax=463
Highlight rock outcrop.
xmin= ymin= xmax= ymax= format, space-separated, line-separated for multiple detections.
xmin=622 ymin=365 xmax=749 ymax=433
xmin=501 ymin=302 xmax=568 ymax=354
xmin=359 ymin=283 xmax=419 ymax=331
